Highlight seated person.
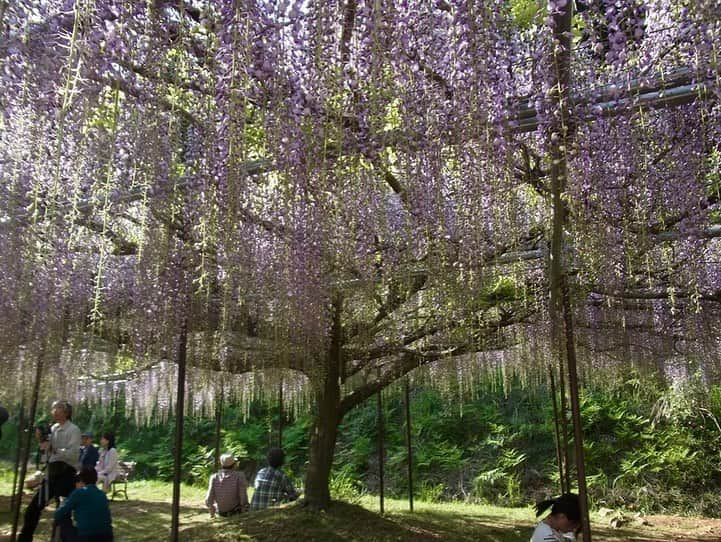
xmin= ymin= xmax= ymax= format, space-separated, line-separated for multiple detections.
xmin=205 ymin=453 xmax=249 ymax=518
xmin=531 ymin=493 xmax=582 ymax=542
xmin=95 ymin=432 xmax=118 ymax=493
xmin=79 ymin=432 xmax=100 ymax=470
xmin=53 ymin=467 xmax=113 ymax=542
xmin=249 ymin=447 xmax=299 ymax=511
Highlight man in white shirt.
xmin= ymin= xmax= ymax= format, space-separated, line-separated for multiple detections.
xmin=19 ymin=400 xmax=81 ymax=542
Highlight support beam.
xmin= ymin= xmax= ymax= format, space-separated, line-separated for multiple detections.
xmin=10 ymin=349 xmax=44 ymax=542
xmin=548 ymin=365 xmax=567 ymax=495
xmin=547 ymin=1 xmax=592 ymax=539
xmin=377 ymin=369 xmax=385 ymax=515
xmin=170 ymin=311 xmax=189 ymax=542
xmin=404 ymin=378 xmax=414 ymax=512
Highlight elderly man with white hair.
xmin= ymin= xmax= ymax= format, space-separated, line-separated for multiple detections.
xmin=205 ymin=453 xmax=249 ymax=518
xmin=19 ymin=400 xmax=81 ymax=542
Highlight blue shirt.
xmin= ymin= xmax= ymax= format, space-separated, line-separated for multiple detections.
xmin=54 ymin=484 xmax=113 ymax=536
xmin=79 ymin=445 xmax=100 ymax=469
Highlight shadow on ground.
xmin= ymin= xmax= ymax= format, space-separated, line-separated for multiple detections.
xmin=2 ymin=495 xmax=720 ymax=542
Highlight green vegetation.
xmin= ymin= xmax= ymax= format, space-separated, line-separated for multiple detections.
xmin=1 ymin=476 xmax=717 ymax=542
xmin=2 ymin=371 xmax=721 ymax=524
xmin=1 ymin=463 xmax=718 ymax=542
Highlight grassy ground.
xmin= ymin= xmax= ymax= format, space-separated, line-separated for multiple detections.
xmin=1 ymin=470 xmax=720 ymax=541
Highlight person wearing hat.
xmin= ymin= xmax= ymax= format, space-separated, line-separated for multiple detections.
xmin=79 ymin=432 xmax=100 ymax=470
xmin=205 ymin=453 xmax=249 ymax=518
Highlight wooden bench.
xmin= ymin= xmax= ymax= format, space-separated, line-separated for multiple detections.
xmin=110 ymin=461 xmax=136 ymax=501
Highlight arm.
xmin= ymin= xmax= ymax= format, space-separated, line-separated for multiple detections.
xmin=205 ymin=474 xmax=216 ymax=516
xmin=237 ymin=473 xmax=249 ymax=509
xmin=281 ymin=472 xmax=299 ymax=502
xmin=105 ymin=448 xmax=119 ymax=475
xmin=53 ymin=489 xmax=78 ymax=523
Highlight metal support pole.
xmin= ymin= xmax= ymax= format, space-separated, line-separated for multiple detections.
xmin=562 ymin=275 xmax=592 ymax=540
xmin=278 ymin=377 xmax=284 ymax=448
xmin=404 ymin=378 xmax=414 ymax=512
xmin=10 ymin=394 xmax=26 ymax=512
xmin=213 ymin=386 xmax=223 ymax=471
xmin=547 ymin=2 xmax=592 ymax=539
xmin=170 ymin=313 xmax=189 ymax=542
xmin=548 ymin=365 xmax=566 ymax=494
xmin=377 ymin=370 xmax=384 ymax=515
xmin=11 ymin=348 xmax=44 ymax=542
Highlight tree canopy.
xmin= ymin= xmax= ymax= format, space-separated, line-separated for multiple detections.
xmin=1 ymin=0 xmax=720 ymax=517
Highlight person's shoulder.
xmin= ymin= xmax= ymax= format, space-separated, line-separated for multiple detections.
xmin=530 ymin=521 xmax=561 ymax=542
xmin=85 ymin=484 xmax=108 ymax=498
xmin=66 ymin=421 xmax=81 ymax=433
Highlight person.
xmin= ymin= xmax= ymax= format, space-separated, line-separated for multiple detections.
xmin=24 ymin=424 xmax=52 ymax=491
xmin=19 ymin=400 xmax=81 ymax=542
xmin=53 ymin=467 xmax=113 ymax=542
xmin=205 ymin=453 xmax=249 ymax=518
xmin=249 ymin=447 xmax=299 ymax=511
xmin=95 ymin=432 xmax=118 ymax=493
xmin=79 ymin=432 xmax=100 ymax=470
xmin=530 ymin=493 xmax=582 ymax=542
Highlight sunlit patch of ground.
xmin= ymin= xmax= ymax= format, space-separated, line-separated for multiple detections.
xmin=1 ymin=490 xmax=720 ymax=541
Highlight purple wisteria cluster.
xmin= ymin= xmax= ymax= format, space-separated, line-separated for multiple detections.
xmin=0 ymin=0 xmax=720 ymax=412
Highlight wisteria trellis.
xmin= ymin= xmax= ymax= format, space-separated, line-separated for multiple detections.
xmin=1 ymin=0 xmax=720 ymax=519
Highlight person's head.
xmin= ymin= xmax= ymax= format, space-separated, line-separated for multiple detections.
xmin=220 ymin=453 xmax=237 ymax=469
xmin=51 ymin=400 xmax=72 ymax=423
xmin=266 ymin=447 xmax=285 ymax=469
xmin=81 ymin=432 xmax=94 ymax=446
xmin=100 ymin=432 xmax=115 ymax=450
xmin=75 ymin=467 xmax=98 ymax=488
xmin=535 ymin=493 xmax=581 ymax=533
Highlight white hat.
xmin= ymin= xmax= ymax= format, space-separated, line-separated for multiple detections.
xmin=220 ymin=453 xmax=237 ymax=468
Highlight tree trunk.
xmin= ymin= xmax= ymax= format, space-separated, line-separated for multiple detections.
xmin=304 ymin=372 xmax=341 ymax=510
xmin=303 ymin=296 xmax=343 ymax=510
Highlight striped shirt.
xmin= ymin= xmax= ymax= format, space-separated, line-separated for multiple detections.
xmin=249 ymin=467 xmax=298 ymax=511
xmin=205 ymin=469 xmax=249 ymax=514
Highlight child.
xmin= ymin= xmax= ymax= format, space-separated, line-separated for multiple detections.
xmin=530 ymin=493 xmax=582 ymax=542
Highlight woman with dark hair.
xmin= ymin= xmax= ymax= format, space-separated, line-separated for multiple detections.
xmin=95 ymin=432 xmax=119 ymax=493
xmin=530 ymin=493 xmax=582 ymax=542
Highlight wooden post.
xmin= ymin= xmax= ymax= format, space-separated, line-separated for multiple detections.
xmin=213 ymin=385 xmax=223 ymax=471
xmin=11 ymin=348 xmax=44 ymax=542
xmin=547 ymin=1 xmax=592 ymax=539
xmin=169 ymin=313 xmax=189 ymax=542
xmin=377 ymin=369 xmax=384 ymax=514
xmin=278 ymin=377 xmax=284 ymax=448
xmin=557 ymin=351 xmax=572 ymax=492
xmin=548 ymin=365 xmax=566 ymax=494
xmin=404 ymin=378 xmax=414 ymax=512
xmin=10 ymin=393 xmax=26 ymax=513
xmin=562 ymin=274 xmax=592 ymax=539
